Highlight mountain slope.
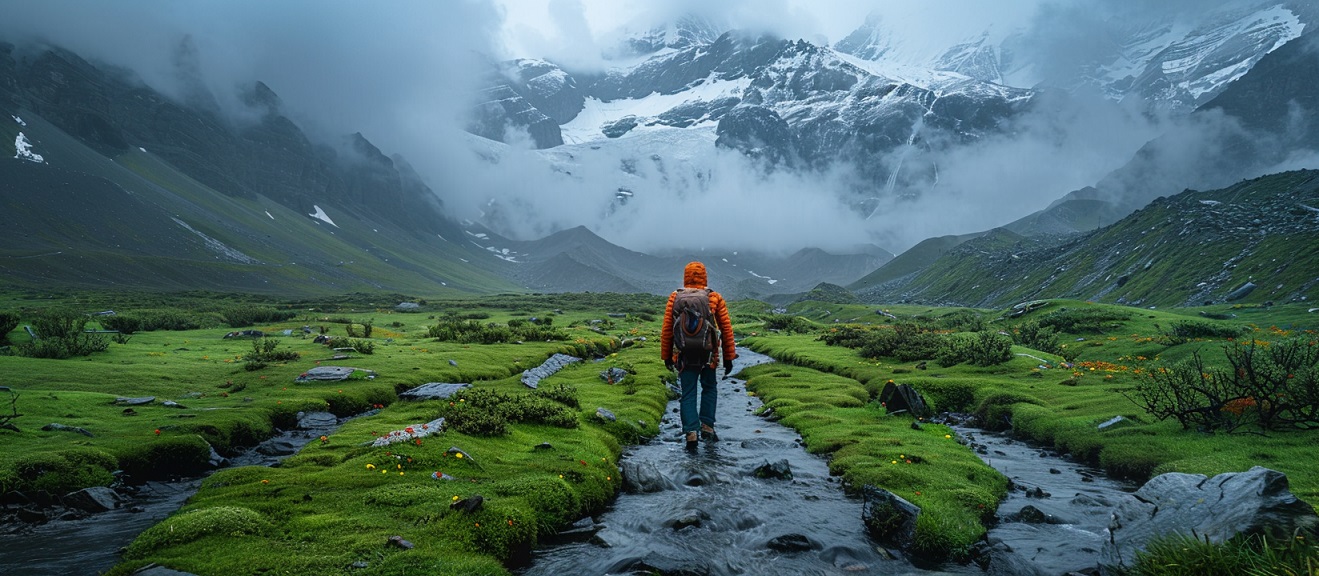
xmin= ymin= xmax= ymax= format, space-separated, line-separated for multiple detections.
xmin=0 ymin=43 xmax=519 ymax=296
xmin=856 ymin=170 xmax=1319 ymax=308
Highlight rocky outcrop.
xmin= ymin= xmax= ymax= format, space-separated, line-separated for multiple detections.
xmin=1101 ymin=466 xmax=1319 ymax=573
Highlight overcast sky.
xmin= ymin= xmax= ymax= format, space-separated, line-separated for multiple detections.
xmin=1 ymin=0 xmax=1300 ymax=254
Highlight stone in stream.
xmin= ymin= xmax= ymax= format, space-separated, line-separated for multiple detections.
xmin=296 ymin=411 xmax=338 ymax=429
xmin=766 ymin=533 xmax=815 ymax=552
xmin=753 ymin=459 xmax=793 ymax=480
xmin=1101 ymin=466 xmax=1319 ymax=573
xmin=62 ymin=487 xmax=123 ymax=513
xmin=620 ymin=460 xmax=675 ymax=493
xmin=861 ymin=485 xmax=920 ymax=548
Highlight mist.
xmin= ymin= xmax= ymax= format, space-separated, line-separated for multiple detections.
xmin=3 ymin=0 xmax=1313 ymax=257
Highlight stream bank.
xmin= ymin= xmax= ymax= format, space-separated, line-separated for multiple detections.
xmin=522 ymin=348 xmax=1136 ymax=576
xmin=0 ymin=409 xmax=353 ymax=575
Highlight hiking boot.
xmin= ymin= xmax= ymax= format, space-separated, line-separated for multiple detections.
xmin=700 ymin=425 xmax=719 ymax=442
xmin=685 ymin=431 xmax=698 ymax=451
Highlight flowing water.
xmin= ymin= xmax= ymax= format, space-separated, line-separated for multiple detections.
xmin=521 ymin=349 xmax=974 ymax=576
xmin=521 ymin=348 xmax=1136 ymax=576
xmin=0 ymin=410 xmax=350 ymax=575
xmin=2 ymin=349 xmax=1137 ymax=576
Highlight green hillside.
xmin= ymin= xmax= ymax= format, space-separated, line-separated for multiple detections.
xmin=857 ymin=170 xmax=1319 ymax=308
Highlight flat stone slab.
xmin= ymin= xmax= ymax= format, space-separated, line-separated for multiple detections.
xmin=295 ymin=366 xmax=376 ymax=382
xmin=114 ymin=397 xmax=155 ymax=406
xmin=399 ymin=383 xmax=471 ymax=401
xmin=520 ymin=353 xmax=580 ymax=389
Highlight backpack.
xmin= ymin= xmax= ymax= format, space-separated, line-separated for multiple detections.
xmin=672 ymin=288 xmax=717 ymax=363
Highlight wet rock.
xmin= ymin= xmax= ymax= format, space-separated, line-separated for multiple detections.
xmin=596 ymin=407 xmax=616 ymax=422
xmin=41 ymin=423 xmax=93 ymax=437
xmin=766 ymin=533 xmax=814 ymax=552
xmin=450 ymin=494 xmax=484 ymax=513
xmin=667 ymin=509 xmax=707 ymax=530
xmin=387 ymin=535 xmax=414 ymax=549
xmin=399 ymin=382 xmax=470 ymax=400
xmin=550 ymin=516 xmax=603 ymax=544
xmin=1006 ymin=504 xmax=1071 ymax=525
xmin=1024 ymin=486 xmax=1050 ymax=499
xmin=752 ymin=459 xmax=793 ymax=480
xmin=296 ymin=411 xmax=337 ymax=429
xmin=1102 ymin=466 xmax=1319 ymax=573
xmin=256 ymin=438 xmax=300 ymax=456
xmin=16 ymin=506 xmax=47 ymax=523
xmin=621 ymin=460 xmax=674 ymax=493
xmin=206 ymin=443 xmax=227 ymax=468
xmin=878 ymin=382 xmax=930 ymax=417
xmin=62 ymin=487 xmax=122 ymax=513
xmin=114 ymin=396 xmax=155 ymax=406
xmin=861 ymin=485 xmax=919 ymax=548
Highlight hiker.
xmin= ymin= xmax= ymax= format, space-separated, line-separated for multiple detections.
xmin=661 ymin=261 xmax=736 ymax=450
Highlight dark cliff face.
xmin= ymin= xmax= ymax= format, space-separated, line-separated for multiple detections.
xmin=0 ymin=44 xmax=446 ymax=232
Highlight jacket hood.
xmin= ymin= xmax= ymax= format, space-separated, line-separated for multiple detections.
xmin=683 ymin=261 xmax=707 ymax=288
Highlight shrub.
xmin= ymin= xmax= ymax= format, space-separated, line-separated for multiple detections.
xmin=243 ymin=338 xmax=300 ymax=371
xmin=442 ymin=387 xmax=580 ymax=437
xmin=1037 ymin=307 xmax=1131 ymax=333
xmin=764 ymin=314 xmax=815 ymax=334
xmin=1127 ymin=338 xmax=1319 ymax=432
xmin=221 ymin=305 xmax=295 ymax=328
xmin=15 ymin=309 xmax=108 ymax=359
xmin=1012 ymin=320 xmax=1059 ymax=355
xmin=936 ymin=332 xmax=1013 ymax=367
xmin=1165 ymin=321 xmax=1246 ymax=343
xmin=0 ymin=311 xmax=19 ymax=343
xmin=427 ymin=317 xmax=566 ymax=344
xmin=343 ymin=338 xmax=374 ymax=355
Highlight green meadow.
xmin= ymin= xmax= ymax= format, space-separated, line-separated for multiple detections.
xmin=1 ymin=292 xmax=1317 ymax=574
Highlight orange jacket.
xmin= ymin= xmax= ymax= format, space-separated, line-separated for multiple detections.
xmin=661 ymin=261 xmax=736 ymax=367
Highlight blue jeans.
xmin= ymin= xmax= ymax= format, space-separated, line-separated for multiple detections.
xmin=679 ymin=366 xmax=717 ymax=433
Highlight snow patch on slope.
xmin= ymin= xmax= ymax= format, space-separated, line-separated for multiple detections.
xmin=171 ymin=218 xmax=260 ymax=264
xmin=13 ymin=132 xmax=44 ymax=163
xmin=308 ymin=205 xmax=338 ymax=227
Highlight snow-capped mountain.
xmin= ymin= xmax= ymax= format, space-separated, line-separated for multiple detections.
xmin=835 ymin=0 xmax=1308 ymax=113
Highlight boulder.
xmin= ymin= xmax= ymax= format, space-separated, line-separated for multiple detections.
xmin=862 ymin=484 xmax=920 ymax=548
xmin=296 ymin=411 xmax=337 ymax=430
xmin=450 ymin=494 xmax=484 ymax=514
xmin=1101 ymin=466 xmax=1319 ymax=573
xmin=621 ymin=460 xmax=675 ymax=493
xmin=595 ymin=407 xmax=616 ymax=422
xmin=600 ymin=367 xmax=629 ymax=384
xmin=62 ymin=486 xmax=122 ymax=513
xmin=878 ymin=382 xmax=930 ymax=417
xmin=753 ymin=459 xmax=793 ymax=480
xmin=766 ymin=533 xmax=815 ymax=552
xmin=114 ymin=396 xmax=155 ymax=406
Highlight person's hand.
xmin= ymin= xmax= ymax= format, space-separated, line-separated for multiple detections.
xmin=664 ymin=359 xmax=675 ymax=372
xmin=723 ymin=364 xmax=733 ymax=378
